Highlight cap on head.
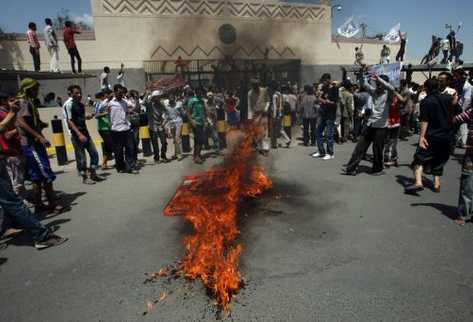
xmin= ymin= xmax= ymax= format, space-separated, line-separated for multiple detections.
xmin=20 ymin=78 xmax=39 ymax=92
xmin=151 ymin=90 xmax=164 ymax=98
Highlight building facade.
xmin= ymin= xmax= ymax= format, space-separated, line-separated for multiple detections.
xmin=0 ymin=0 xmax=398 ymax=92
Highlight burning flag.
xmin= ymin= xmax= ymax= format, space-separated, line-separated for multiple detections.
xmin=162 ymin=119 xmax=272 ymax=311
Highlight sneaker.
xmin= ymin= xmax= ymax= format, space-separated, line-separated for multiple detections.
xmin=322 ymin=155 xmax=334 ymax=161
xmin=35 ymin=234 xmax=68 ymax=250
xmin=82 ymin=177 xmax=96 ymax=185
xmin=286 ymin=140 xmax=292 ymax=148
xmin=311 ymin=152 xmax=322 ymax=158
xmin=128 ymin=169 xmax=140 ymax=174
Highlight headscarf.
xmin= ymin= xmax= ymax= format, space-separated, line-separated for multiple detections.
xmin=17 ymin=78 xmax=39 ymax=100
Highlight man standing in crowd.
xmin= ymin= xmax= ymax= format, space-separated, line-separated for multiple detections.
xmin=64 ymin=85 xmax=100 ymax=184
xmin=43 ymin=18 xmax=60 ymax=73
xmin=164 ymin=94 xmax=184 ymax=161
xmin=313 ymin=73 xmax=337 ymax=161
xmin=0 ymin=92 xmax=25 ymax=197
xmin=406 ymin=78 xmax=459 ymax=194
xmin=354 ymin=46 xmax=364 ymax=65
xmin=117 ymin=63 xmax=126 ymax=87
xmin=0 ymin=95 xmax=67 ymax=250
xmin=26 ymin=22 xmax=41 ymax=72
xmin=188 ymin=88 xmax=207 ymax=164
xmin=339 ymin=81 xmax=354 ymax=143
xmin=94 ymin=90 xmax=114 ymax=169
xmin=248 ymin=79 xmax=271 ymax=156
xmin=452 ymin=105 xmax=473 ymax=225
xmin=100 ymin=66 xmax=111 ymax=90
xmin=453 ymin=69 xmax=472 ymax=149
xmin=109 ymin=84 xmax=138 ymax=174
xmin=63 ymin=21 xmax=82 ymax=74
xmin=271 ymin=84 xmax=291 ymax=148
xmin=16 ymin=78 xmax=64 ymax=214
xmin=343 ymin=74 xmax=399 ymax=176
xmin=147 ymin=90 xmax=169 ymax=164
xmin=300 ymin=85 xmax=318 ymax=146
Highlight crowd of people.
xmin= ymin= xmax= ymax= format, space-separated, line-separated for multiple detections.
xmin=3 ymin=58 xmax=473 ymax=250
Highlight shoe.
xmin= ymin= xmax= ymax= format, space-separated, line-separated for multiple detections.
xmin=312 ymin=152 xmax=322 ymax=158
xmin=286 ymin=140 xmax=292 ymax=148
xmin=161 ymin=157 xmax=170 ymax=163
xmin=370 ymin=171 xmax=385 ymax=176
xmin=82 ymin=177 xmax=96 ymax=185
xmin=322 ymin=155 xmax=334 ymax=161
xmin=405 ymin=184 xmax=424 ymax=194
xmin=342 ymin=169 xmax=357 ymax=176
xmin=194 ymin=157 xmax=204 ymax=164
xmin=154 ymin=159 xmax=161 ymax=164
xmin=90 ymin=172 xmax=102 ymax=182
xmin=433 ymin=186 xmax=441 ymax=193
xmin=128 ymin=169 xmax=140 ymax=174
xmin=35 ymin=234 xmax=68 ymax=250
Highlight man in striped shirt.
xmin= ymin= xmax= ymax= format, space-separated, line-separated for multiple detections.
xmin=26 ymin=22 xmax=40 ymax=71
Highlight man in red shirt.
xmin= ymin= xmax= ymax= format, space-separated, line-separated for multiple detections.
xmin=26 ymin=22 xmax=40 ymax=71
xmin=0 ymin=92 xmax=24 ymax=196
xmin=63 ymin=21 xmax=82 ymax=74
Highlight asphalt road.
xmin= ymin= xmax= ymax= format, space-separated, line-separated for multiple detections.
xmin=1 ymin=133 xmax=473 ymax=322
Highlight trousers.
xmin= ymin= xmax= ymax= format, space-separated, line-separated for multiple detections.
xmin=346 ymin=127 xmax=386 ymax=173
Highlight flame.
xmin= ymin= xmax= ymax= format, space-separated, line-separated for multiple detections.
xmin=163 ymin=119 xmax=272 ymax=311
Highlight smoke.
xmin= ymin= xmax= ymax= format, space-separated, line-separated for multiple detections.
xmin=70 ymin=13 xmax=94 ymax=29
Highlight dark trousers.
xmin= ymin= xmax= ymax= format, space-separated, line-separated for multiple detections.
xmin=150 ymin=129 xmax=167 ymax=161
xmin=302 ymin=118 xmax=317 ymax=145
xmin=29 ymin=46 xmax=40 ymax=71
xmin=71 ymin=135 xmax=99 ymax=176
xmin=353 ymin=116 xmax=364 ymax=139
xmin=346 ymin=127 xmax=386 ymax=173
xmin=396 ymin=49 xmax=405 ymax=62
xmin=111 ymin=130 xmax=135 ymax=172
xmin=193 ymin=125 xmax=205 ymax=158
xmin=67 ymin=47 xmax=82 ymax=73
xmin=317 ymin=118 xmax=335 ymax=156
xmin=130 ymin=126 xmax=140 ymax=161
xmin=441 ymin=50 xmax=449 ymax=64
xmin=341 ymin=116 xmax=353 ymax=141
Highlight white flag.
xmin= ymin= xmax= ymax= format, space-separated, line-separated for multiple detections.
xmin=337 ymin=17 xmax=360 ymax=38
xmin=384 ymin=23 xmax=401 ymax=43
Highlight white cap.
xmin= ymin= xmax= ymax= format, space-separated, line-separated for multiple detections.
xmin=151 ymin=90 xmax=164 ymax=98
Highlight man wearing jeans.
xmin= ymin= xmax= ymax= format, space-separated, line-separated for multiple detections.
xmin=64 ymin=85 xmax=100 ymax=184
xmin=313 ymin=73 xmax=337 ymax=161
xmin=147 ymin=90 xmax=169 ymax=164
xmin=0 ymin=96 xmax=66 ymax=250
xmin=109 ymin=84 xmax=138 ymax=174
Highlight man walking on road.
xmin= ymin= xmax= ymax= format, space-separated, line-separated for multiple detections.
xmin=0 ymin=96 xmax=67 ymax=250
xmin=343 ymin=74 xmax=400 ymax=176
xmin=188 ymin=89 xmax=207 ymax=164
xmin=148 ymin=90 xmax=170 ymax=164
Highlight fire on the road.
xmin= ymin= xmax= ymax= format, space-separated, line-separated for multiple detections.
xmin=162 ymin=119 xmax=272 ymax=311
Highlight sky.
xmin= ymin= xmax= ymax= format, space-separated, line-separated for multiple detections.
xmin=1 ymin=0 xmax=472 ymax=61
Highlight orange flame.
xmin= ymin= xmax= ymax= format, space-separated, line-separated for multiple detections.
xmin=163 ymin=119 xmax=272 ymax=311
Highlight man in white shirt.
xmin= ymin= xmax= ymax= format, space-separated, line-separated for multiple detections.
xmin=43 ymin=18 xmax=60 ymax=72
xmin=100 ymin=66 xmax=111 ymax=90
xmin=454 ymin=69 xmax=473 ymax=148
xmin=441 ymin=38 xmax=450 ymax=64
xmin=108 ymin=84 xmax=138 ymax=174
xmin=117 ymin=63 xmax=126 ymax=87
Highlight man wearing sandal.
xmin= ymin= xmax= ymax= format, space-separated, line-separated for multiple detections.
xmin=16 ymin=78 xmax=65 ymax=215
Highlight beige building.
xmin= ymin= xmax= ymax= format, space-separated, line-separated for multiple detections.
xmin=0 ymin=0 xmax=399 ymax=91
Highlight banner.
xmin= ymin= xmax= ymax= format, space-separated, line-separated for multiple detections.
xmin=383 ymin=23 xmax=401 ymax=43
xmin=368 ymin=62 xmax=402 ymax=88
xmin=337 ymin=17 xmax=360 ymax=38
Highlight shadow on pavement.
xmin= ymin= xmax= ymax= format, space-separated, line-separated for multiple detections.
xmin=55 ymin=191 xmax=86 ymax=208
xmin=0 ymin=257 xmax=7 ymax=266
xmin=411 ymin=203 xmax=458 ymax=220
